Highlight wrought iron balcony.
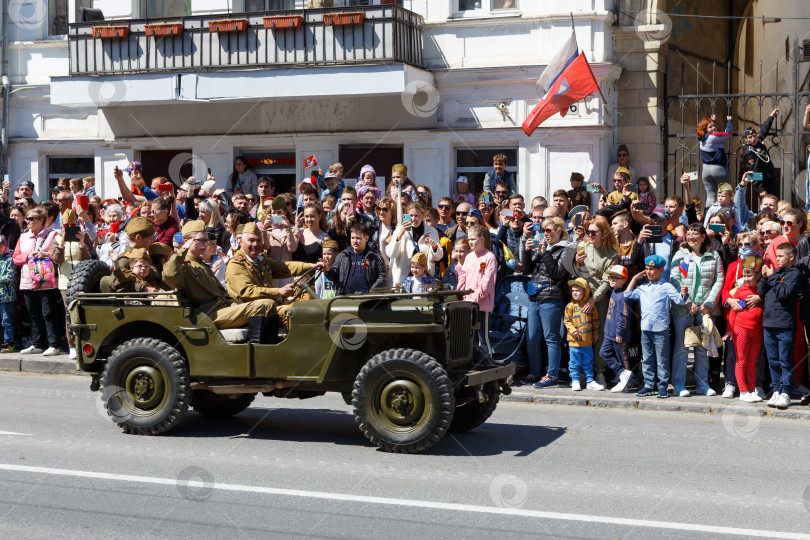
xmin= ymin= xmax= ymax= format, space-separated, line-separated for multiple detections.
xmin=68 ymin=5 xmax=423 ymax=76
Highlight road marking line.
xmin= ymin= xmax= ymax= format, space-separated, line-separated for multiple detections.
xmin=0 ymin=431 xmax=33 ymax=436
xmin=0 ymin=463 xmax=806 ymax=539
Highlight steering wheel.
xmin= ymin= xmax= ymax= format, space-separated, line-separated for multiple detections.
xmin=291 ymin=264 xmax=322 ymax=301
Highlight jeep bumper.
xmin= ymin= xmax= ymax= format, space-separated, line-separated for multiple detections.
xmin=459 ymin=364 xmax=515 ymax=387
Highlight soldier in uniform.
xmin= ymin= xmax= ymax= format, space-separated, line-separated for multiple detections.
xmin=162 ymin=220 xmax=278 ymax=344
xmin=226 ymin=222 xmax=321 ymax=327
xmin=107 ymin=248 xmax=160 ymax=293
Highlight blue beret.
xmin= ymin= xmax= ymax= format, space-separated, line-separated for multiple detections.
xmin=644 ymin=254 xmax=667 ymax=268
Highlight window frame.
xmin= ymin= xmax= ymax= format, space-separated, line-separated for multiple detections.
xmin=455 ymin=146 xmax=518 ymax=197
xmin=454 ymin=0 xmax=520 ymax=18
xmin=47 ymin=156 xmax=95 ymax=190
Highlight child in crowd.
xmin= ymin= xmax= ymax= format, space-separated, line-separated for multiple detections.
xmin=624 ymin=254 xmax=686 ymax=398
xmin=0 ymin=236 xmax=17 ymax=352
xmin=454 ymin=176 xmax=475 ymax=206
xmin=565 ymin=277 xmax=603 ymax=391
xmin=457 ymin=225 xmax=497 ymax=353
xmin=400 ymin=252 xmax=437 ymax=293
xmin=637 ymin=176 xmax=656 ymax=216
xmin=82 ymin=176 xmax=96 ymax=197
xmin=703 ymin=183 xmax=740 ymax=234
xmin=107 ymin=249 xmax=159 ymax=293
xmin=444 ymin=238 xmax=470 ymax=289
xmin=697 ymin=114 xmax=733 ymax=207
xmin=567 ymin=172 xmax=589 ymax=208
xmin=600 ymin=265 xmax=633 ymax=392
xmin=759 ymin=242 xmax=803 ymax=409
xmin=315 ymin=239 xmax=339 ymax=299
xmin=321 ymin=172 xmax=344 ymax=202
xmin=724 ymin=256 xmax=765 ymax=402
xmin=354 ymin=165 xmax=382 ymax=199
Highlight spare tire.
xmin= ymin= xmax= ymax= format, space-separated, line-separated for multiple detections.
xmin=66 ymin=259 xmax=112 ymax=304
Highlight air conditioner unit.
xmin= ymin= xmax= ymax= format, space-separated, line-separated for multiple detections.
xmin=801 ymin=39 xmax=810 ymax=62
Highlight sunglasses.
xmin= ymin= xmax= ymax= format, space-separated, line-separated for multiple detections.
xmin=779 ymin=220 xmax=794 ymax=226
xmin=417 ymin=191 xmax=428 ymax=196
xmin=456 ymin=211 xmax=469 ymax=217
xmin=25 ymin=216 xmax=39 ymax=221
xmin=762 ymin=229 xmax=778 ymax=235
xmin=376 ymin=207 xmax=389 ymax=212
xmin=617 ymin=153 xmax=628 ymax=157
xmin=438 ymin=204 xmax=452 ymax=210
xmin=192 ymin=238 xmax=208 ymax=244
xmin=262 ymin=205 xmax=272 ymax=209
xmin=495 ymin=191 xmax=508 ymax=195
xmin=587 ymin=230 xmax=600 ymax=236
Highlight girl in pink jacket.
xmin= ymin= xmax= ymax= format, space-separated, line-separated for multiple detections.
xmin=457 ymin=224 xmax=497 ymax=354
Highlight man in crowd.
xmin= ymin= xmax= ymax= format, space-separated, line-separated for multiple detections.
xmin=444 ymin=202 xmax=471 ymax=244
xmin=436 ymin=197 xmax=456 ymax=233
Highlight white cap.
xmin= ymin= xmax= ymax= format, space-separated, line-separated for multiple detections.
xmin=456 ymin=176 xmax=468 ymax=184
xmin=201 ymin=180 xmax=217 ymax=194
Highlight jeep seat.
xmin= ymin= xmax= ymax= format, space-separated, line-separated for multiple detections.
xmin=219 ymin=328 xmax=248 ymax=343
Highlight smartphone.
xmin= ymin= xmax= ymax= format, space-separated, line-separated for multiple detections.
xmin=64 ymin=226 xmax=80 ymax=243
xmin=709 ymin=224 xmax=726 ymax=233
xmin=503 ymin=209 xmax=514 ymax=218
xmin=685 ymin=171 xmax=698 ymax=181
xmin=271 ymin=215 xmax=283 ymax=224
xmin=626 ymin=184 xmax=638 ymax=192
xmin=635 ymin=202 xmax=648 ymax=211
xmin=532 ymin=222 xmax=543 ymax=232
xmin=748 ymin=172 xmax=763 ymax=181
xmin=738 ymin=299 xmax=747 ymax=309
xmin=158 ymin=183 xmax=174 ymax=192
xmin=76 ymin=194 xmax=89 ymax=211
xmin=586 ymin=184 xmax=601 ymax=193
xmin=647 ymin=224 xmax=663 ymax=243
xmin=403 ymin=214 xmax=412 ymax=223
xmin=483 ymin=194 xmax=490 ymax=205
xmin=574 ymin=214 xmax=582 ymax=227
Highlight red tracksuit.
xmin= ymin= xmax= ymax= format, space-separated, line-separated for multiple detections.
xmin=727 ymin=282 xmax=763 ymax=393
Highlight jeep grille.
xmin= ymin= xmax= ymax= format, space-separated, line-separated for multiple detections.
xmin=446 ymin=304 xmax=477 ymax=365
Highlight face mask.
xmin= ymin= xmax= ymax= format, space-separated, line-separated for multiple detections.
xmin=738 ymin=247 xmax=753 ymax=258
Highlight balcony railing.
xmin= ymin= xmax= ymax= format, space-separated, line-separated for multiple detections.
xmin=68 ymin=5 xmax=423 ymax=76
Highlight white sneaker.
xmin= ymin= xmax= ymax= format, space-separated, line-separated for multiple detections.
xmin=571 ymin=380 xmax=582 ymax=391
xmin=69 ymin=348 xmax=77 ymax=359
xmin=755 ymin=387 xmax=767 ymax=400
xmin=20 ymin=345 xmax=39 ymax=354
xmin=586 ymin=381 xmax=604 ymax=391
xmin=611 ymin=370 xmax=632 ymax=393
xmin=595 ymin=373 xmax=607 ymax=387
xmin=767 ymin=392 xmax=781 ymax=407
xmin=721 ymin=384 xmax=735 ymax=399
xmin=776 ymin=393 xmax=790 ymax=410
xmin=42 ymin=347 xmax=61 ymax=356
xmin=745 ymin=392 xmax=763 ymax=403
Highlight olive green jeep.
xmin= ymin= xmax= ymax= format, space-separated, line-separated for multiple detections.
xmin=68 ymin=261 xmax=514 ymax=453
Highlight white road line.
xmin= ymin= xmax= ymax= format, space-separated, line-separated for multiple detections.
xmin=0 ymin=463 xmax=806 ymax=539
xmin=0 ymin=431 xmax=33 ymax=436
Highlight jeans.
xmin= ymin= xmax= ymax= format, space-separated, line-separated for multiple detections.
xmin=600 ymin=338 xmax=627 ymax=376
xmin=0 ymin=301 xmax=14 ymax=344
xmin=672 ymin=312 xmax=710 ymax=388
xmin=527 ymin=299 xmax=565 ymax=378
xmin=764 ymin=326 xmax=795 ymax=396
xmin=22 ymin=289 xmax=65 ymax=349
xmin=641 ymin=330 xmax=670 ymax=392
xmin=569 ymin=345 xmax=595 ymax=383
xmin=701 ymin=163 xmax=729 ymax=207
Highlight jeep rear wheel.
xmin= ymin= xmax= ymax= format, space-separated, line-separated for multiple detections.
xmin=101 ymin=338 xmax=190 ymax=435
xmin=191 ymin=390 xmax=255 ymax=418
xmin=352 ymin=348 xmax=454 ymax=454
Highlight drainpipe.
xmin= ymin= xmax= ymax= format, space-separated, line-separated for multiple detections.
xmin=1 ymin=0 xmax=9 ymax=172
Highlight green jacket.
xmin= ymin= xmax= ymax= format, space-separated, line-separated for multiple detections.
xmin=669 ymin=247 xmax=725 ymax=316
xmin=571 ymin=243 xmax=618 ymax=302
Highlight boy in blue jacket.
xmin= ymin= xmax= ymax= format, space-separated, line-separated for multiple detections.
xmin=601 ymin=265 xmax=633 ymax=392
xmin=759 ymin=242 xmax=804 ymax=410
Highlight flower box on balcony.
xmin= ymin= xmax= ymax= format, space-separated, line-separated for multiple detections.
xmin=262 ymin=15 xmax=304 ymax=29
xmin=91 ymin=25 xmax=129 ymax=39
xmin=208 ymin=18 xmax=249 ymax=33
xmin=323 ymin=12 xmax=365 ymax=26
xmin=145 ymin=23 xmax=184 ymax=36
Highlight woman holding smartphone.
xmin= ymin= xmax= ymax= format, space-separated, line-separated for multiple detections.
xmin=264 ymin=197 xmax=299 ymax=286
xmin=293 ymin=202 xmax=329 ymax=264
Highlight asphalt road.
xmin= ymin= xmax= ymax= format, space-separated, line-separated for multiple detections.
xmin=1 ymin=372 xmax=809 ymax=539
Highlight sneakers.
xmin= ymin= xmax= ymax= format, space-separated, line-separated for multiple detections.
xmin=775 ymin=393 xmax=790 ymax=410
xmin=674 ymin=385 xmax=691 ymax=397
xmin=695 ymin=385 xmax=717 ymax=396
xmin=519 ymin=374 xmax=537 ymax=386
xmin=657 ymin=388 xmax=668 ymax=398
xmin=20 ymin=345 xmax=43 ymax=355
xmin=755 ymin=387 xmax=767 ymax=400
xmin=721 ymin=384 xmax=736 ymax=399
xmin=571 ymin=380 xmax=582 ymax=391
xmin=586 ymin=381 xmax=604 ymax=391
xmin=636 ymin=386 xmax=655 ymax=397
xmin=533 ymin=376 xmax=559 ymax=388
xmin=767 ymin=392 xmax=781 ymax=408
xmin=69 ymin=348 xmax=77 ymax=360
xmin=0 ymin=344 xmax=16 ymax=353
xmin=594 ymin=373 xmax=607 ymax=388
xmin=611 ymin=370 xmax=632 ymax=393
xmin=42 ymin=347 xmax=62 ymax=356
xmin=740 ymin=392 xmax=762 ymax=403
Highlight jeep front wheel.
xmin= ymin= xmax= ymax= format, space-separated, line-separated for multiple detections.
xmin=101 ymin=337 xmax=190 ymax=435
xmin=352 ymin=348 xmax=454 ymax=454
xmin=191 ymin=390 xmax=255 ymax=418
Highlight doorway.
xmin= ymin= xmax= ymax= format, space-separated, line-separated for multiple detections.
xmin=140 ymin=149 xmax=193 ymax=187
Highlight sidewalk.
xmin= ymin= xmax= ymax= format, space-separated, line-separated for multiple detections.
xmin=502 ymin=384 xmax=810 ymax=420
xmin=0 ymin=351 xmax=77 ymax=376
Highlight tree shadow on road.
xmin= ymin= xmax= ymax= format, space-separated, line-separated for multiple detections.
xmin=169 ymin=407 xmax=565 ymax=457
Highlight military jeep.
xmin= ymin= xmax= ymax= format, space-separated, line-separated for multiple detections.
xmin=68 ymin=261 xmax=514 ymax=453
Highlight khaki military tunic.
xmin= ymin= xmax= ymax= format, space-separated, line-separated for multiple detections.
xmin=225 ymin=249 xmax=312 ymax=325
xmin=162 ymin=247 xmax=274 ymax=329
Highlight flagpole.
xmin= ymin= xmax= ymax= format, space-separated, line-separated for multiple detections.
xmin=582 ymin=52 xmax=610 ymax=115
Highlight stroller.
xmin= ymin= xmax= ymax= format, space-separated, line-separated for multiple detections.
xmin=487 ymin=274 xmax=531 ymax=368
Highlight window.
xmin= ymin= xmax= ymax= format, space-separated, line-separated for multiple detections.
xmin=49 ymin=0 xmax=68 ymax=35
xmin=139 ymin=0 xmax=191 ymax=19
xmin=457 ymin=0 xmax=518 ymax=13
xmin=456 ymin=148 xmax=517 ymax=196
xmin=48 ymin=157 xmax=94 ymax=189
xmin=245 ymin=0 xmax=296 ymax=11
xmin=239 ymin=151 xmax=297 ymax=194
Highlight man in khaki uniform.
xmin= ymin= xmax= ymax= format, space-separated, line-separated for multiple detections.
xmin=226 ymin=222 xmax=319 ymax=327
xmin=162 ymin=220 xmax=276 ymax=343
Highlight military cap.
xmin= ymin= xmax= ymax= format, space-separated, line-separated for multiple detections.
xmin=148 ymin=242 xmax=173 ymax=257
xmin=128 ymin=248 xmax=149 ymax=261
xmin=410 ymin=252 xmax=427 ymax=266
xmin=61 ymin=209 xmax=77 ymax=224
xmin=180 ymin=219 xmax=206 ymax=236
xmin=322 ymin=239 xmax=339 ymax=251
xmin=124 ymin=216 xmax=156 ymax=237
xmin=271 ymin=197 xmax=287 ymax=211
xmin=392 ymin=164 xmax=408 ymax=175
xmin=742 ymin=256 xmax=764 ymax=272
xmin=241 ymin=222 xmax=261 ymax=236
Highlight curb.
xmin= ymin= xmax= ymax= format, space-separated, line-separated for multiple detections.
xmin=502 ymin=388 xmax=810 ymax=420
xmin=0 ymin=353 xmax=78 ymax=376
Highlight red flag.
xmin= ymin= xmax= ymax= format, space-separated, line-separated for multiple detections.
xmin=304 ymin=155 xmax=318 ymax=169
xmin=522 ymin=53 xmax=600 ymax=136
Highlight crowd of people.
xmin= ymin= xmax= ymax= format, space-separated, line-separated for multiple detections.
xmin=1 ymin=105 xmax=810 ymax=409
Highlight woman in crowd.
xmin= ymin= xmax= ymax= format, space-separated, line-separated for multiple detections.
xmin=96 ymin=203 xmax=127 ymax=268
xmin=13 ymin=207 xmax=65 ymax=356
xmin=198 ymin=198 xmax=226 ymax=251
xmin=294 ymin=202 xmax=329 ymax=264
xmin=10 ymin=206 xmax=25 ymax=232
xmin=523 ymin=216 xmax=575 ymax=388
xmin=375 ymin=197 xmax=397 ymax=285
xmin=571 ymin=215 xmax=618 ymax=387
xmin=327 ymin=201 xmax=355 ymax=253
xmin=670 ymin=223 xmax=725 ymax=397
xmin=386 ymin=201 xmax=443 ymax=285
xmin=477 ymin=193 xmax=500 ymax=234
xmin=152 ymin=196 xmax=180 ymax=246
xmin=222 ymin=207 xmax=249 ymax=257
xmin=263 ymin=198 xmax=298 ymax=287
xmin=228 ymin=156 xmax=258 ymax=196
xmin=416 ymin=185 xmax=433 ymax=209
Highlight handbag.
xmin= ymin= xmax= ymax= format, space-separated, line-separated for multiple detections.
xmin=28 ymin=257 xmax=57 ymax=290
xmin=683 ymin=325 xmax=703 ymax=348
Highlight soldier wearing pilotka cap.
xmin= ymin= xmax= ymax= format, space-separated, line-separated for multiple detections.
xmin=162 ymin=220 xmax=278 ymax=344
